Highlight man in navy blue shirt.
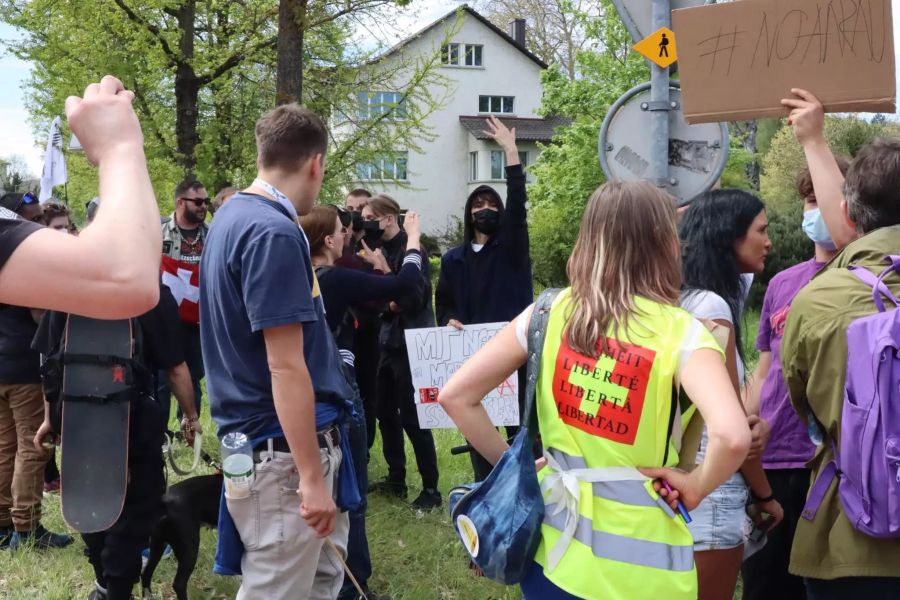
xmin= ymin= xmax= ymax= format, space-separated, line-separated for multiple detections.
xmin=201 ymin=105 xmax=353 ymax=599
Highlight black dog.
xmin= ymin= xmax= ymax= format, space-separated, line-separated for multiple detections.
xmin=141 ymin=473 xmax=222 ymax=600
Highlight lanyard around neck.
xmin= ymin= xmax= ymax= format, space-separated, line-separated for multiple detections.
xmin=252 ymin=178 xmax=298 ymax=222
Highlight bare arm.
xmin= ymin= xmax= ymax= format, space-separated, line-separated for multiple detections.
xmin=782 ymin=89 xmax=857 ymax=249
xmin=744 ymin=351 xmax=772 ymax=417
xmin=0 ymin=75 xmax=161 ymax=317
xmin=440 ymin=318 xmax=527 ymax=465
xmin=263 ymin=323 xmax=336 ymax=538
xmin=166 ymin=362 xmax=200 ymax=445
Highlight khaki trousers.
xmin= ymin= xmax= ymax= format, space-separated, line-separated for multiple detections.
xmin=0 ymin=383 xmax=49 ymax=531
xmin=227 ymin=440 xmax=349 ymax=600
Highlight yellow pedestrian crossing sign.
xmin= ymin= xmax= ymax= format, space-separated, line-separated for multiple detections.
xmin=633 ymin=27 xmax=677 ymax=69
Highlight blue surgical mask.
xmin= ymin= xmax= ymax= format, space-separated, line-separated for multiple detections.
xmin=802 ymin=208 xmax=836 ymax=251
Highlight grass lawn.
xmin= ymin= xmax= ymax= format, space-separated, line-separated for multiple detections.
xmin=1 ymin=310 xmax=763 ymax=599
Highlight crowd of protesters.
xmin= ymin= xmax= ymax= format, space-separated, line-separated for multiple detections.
xmin=0 ymin=75 xmax=897 ymax=600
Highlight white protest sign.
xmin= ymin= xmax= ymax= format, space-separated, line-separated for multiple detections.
xmin=404 ymin=323 xmax=519 ymax=429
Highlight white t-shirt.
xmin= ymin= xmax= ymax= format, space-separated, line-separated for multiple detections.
xmin=680 ymin=289 xmax=744 ymax=463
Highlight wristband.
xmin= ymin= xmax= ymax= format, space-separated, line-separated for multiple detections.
xmin=752 ymin=491 xmax=775 ymax=503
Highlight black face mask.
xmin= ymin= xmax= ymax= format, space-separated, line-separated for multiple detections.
xmin=351 ymin=212 xmax=365 ymax=232
xmin=472 ymin=208 xmax=501 ymax=235
xmin=362 ymin=220 xmax=385 ymax=248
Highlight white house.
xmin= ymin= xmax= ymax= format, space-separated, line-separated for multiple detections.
xmin=349 ymin=5 xmax=568 ymax=236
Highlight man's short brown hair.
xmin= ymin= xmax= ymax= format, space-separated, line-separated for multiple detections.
xmin=796 ymin=155 xmax=852 ymax=200
xmin=843 ymin=138 xmax=900 ymax=233
xmin=255 ymin=104 xmax=327 ymax=172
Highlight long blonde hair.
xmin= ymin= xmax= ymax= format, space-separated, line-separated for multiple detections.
xmin=565 ymin=180 xmax=682 ymax=357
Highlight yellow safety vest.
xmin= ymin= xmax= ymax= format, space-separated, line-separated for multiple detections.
xmin=533 ymin=289 xmax=721 ymax=600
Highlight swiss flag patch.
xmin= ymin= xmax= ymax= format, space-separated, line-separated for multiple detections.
xmin=161 ymin=255 xmax=200 ymax=325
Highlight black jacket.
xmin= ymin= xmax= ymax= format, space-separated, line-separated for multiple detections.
xmin=379 ymin=230 xmax=435 ymax=360
xmin=435 ymin=164 xmax=533 ymax=326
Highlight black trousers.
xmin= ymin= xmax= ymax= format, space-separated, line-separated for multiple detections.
xmin=376 ymin=356 xmax=439 ymax=490
xmin=805 ymin=577 xmax=900 ymax=600
xmin=354 ymin=318 xmax=381 ymax=453
xmin=82 ymin=398 xmax=166 ymax=600
xmin=469 ymin=366 xmax=528 ymax=482
xmin=741 ymin=468 xmax=811 ymax=600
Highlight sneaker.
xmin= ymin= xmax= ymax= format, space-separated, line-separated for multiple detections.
xmin=410 ymin=488 xmax=442 ymax=511
xmin=0 ymin=525 xmax=12 ymax=550
xmin=10 ymin=524 xmax=74 ymax=550
xmin=43 ymin=478 xmax=61 ymax=494
xmin=368 ymin=479 xmax=408 ymax=499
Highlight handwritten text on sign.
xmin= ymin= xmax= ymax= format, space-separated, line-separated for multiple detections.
xmin=405 ymin=323 xmax=519 ymax=429
xmin=673 ymin=0 xmax=896 ymax=123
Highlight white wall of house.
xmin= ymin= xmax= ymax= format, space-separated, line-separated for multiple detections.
xmin=351 ymin=12 xmax=546 ymax=236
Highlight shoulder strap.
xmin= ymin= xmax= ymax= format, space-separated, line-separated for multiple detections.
xmin=522 ymin=288 xmax=561 ymax=435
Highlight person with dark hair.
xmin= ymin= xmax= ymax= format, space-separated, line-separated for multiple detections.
xmin=158 ymin=178 xmax=208 ymax=426
xmin=740 ymin=155 xmax=851 ymax=600
xmin=679 ymin=190 xmax=783 ymax=600
xmin=202 ymin=104 xmax=354 ymax=598
xmin=435 ymin=116 xmax=533 ymax=481
xmin=301 ymin=204 xmax=425 ymax=600
xmin=345 ymin=188 xmax=372 ymax=249
xmin=361 ymin=194 xmax=440 ymax=509
xmin=0 ymin=192 xmax=43 ymax=224
xmin=778 ymin=89 xmax=900 ymax=599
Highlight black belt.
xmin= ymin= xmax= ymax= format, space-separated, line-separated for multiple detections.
xmin=252 ymin=425 xmax=341 ymax=461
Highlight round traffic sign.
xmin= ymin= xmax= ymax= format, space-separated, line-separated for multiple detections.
xmin=598 ymin=80 xmax=729 ymax=205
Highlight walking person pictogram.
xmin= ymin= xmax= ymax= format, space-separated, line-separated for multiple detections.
xmin=659 ymin=33 xmax=670 ymax=58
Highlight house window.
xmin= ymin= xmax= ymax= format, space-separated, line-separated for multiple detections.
xmin=356 ymin=152 xmax=409 ymax=181
xmin=464 ymin=45 xmax=483 ymax=66
xmin=490 ymin=151 xmax=528 ymax=179
xmin=469 ymin=151 xmax=478 ymax=181
xmin=478 ymin=95 xmax=514 ymax=114
xmin=441 ymin=43 xmax=460 ymax=65
xmin=357 ymin=91 xmax=406 ymax=120
xmin=443 ymin=43 xmax=483 ymax=66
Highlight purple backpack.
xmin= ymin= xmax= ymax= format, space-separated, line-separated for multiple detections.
xmin=802 ymin=256 xmax=900 ymax=538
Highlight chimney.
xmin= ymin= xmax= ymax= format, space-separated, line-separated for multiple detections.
xmin=508 ymin=19 xmax=526 ymax=46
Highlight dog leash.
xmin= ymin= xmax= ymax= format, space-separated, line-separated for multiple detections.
xmin=163 ymin=430 xmax=204 ymax=476
xmin=326 ymin=537 xmax=366 ymax=598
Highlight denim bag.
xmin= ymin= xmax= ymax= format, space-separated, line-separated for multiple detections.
xmin=448 ymin=288 xmax=559 ymax=584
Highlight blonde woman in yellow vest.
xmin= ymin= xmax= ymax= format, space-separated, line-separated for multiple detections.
xmin=440 ymin=181 xmax=752 ymax=600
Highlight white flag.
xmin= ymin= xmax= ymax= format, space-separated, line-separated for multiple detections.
xmin=39 ymin=116 xmax=67 ymax=202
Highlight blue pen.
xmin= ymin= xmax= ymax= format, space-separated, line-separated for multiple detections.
xmin=662 ymin=480 xmax=692 ymax=523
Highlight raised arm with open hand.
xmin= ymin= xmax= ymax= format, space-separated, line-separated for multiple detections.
xmin=483 ymin=115 xmax=519 ymax=166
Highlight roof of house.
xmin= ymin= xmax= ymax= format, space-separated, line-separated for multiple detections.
xmin=374 ymin=4 xmax=548 ymax=69
xmin=459 ymin=115 xmax=571 ymax=142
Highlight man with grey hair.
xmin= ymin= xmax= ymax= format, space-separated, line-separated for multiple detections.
xmin=779 ymin=89 xmax=900 ymax=599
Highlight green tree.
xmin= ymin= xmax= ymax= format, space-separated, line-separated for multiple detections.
xmin=1 ymin=0 xmax=448 ymax=221
xmin=526 ymin=0 xmax=647 ymax=286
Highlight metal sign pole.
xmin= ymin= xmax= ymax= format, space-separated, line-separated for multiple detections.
xmin=649 ymin=0 xmax=671 ymax=187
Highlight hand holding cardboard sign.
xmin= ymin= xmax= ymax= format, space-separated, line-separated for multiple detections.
xmin=65 ymin=75 xmax=144 ymax=167
xmin=782 ymin=89 xmax=826 ymax=148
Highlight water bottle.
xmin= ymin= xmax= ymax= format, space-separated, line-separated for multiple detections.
xmin=221 ymin=432 xmax=254 ymax=499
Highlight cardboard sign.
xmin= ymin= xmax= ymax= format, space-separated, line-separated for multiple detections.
xmin=634 ymin=27 xmax=678 ymax=68
xmin=404 ymin=323 xmax=519 ymax=429
xmin=672 ymin=0 xmax=896 ymax=124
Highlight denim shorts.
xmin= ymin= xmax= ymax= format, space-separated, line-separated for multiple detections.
xmin=687 ymin=472 xmax=750 ymax=551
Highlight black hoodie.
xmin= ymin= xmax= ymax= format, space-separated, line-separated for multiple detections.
xmin=435 ymin=164 xmax=533 ymax=326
